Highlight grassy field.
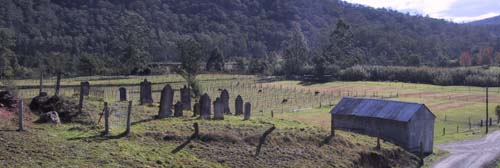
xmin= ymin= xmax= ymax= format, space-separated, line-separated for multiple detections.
xmin=2 ymin=74 xmax=497 ymax=167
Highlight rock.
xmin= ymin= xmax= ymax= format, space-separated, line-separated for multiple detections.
xmin=39 ymin=111 xmax=61 ymax=124
xmin=0 ymin=91 xmax=18 ymax=108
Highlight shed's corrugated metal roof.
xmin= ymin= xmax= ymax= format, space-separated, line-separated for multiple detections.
xmin=330 ymin=97 xmax=433 ymax=122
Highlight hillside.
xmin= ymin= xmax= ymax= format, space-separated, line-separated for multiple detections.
xmin=1 ymin=0 xmax=500 ymax=76
xmin=470 ymin=15 xmax=500 ymax=25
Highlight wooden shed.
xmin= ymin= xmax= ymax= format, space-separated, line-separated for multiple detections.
xmin=330 ymin=97 xmax=435 ymax=154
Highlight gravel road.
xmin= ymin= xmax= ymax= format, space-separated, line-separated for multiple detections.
xmin=432 ymin=131 xmax=500 ymax=168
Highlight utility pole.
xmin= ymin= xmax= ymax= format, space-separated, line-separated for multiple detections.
xmin=486 ymin=87 xmax=489 ymax=134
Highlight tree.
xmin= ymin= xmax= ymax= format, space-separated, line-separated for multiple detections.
xmin=206 ymin=48 xmax=225 ymax=72
xmin=459 ymin=51 xmax=472 ymax=66
xmin=283 ymin=25 xmax=309 ymax=77
xmin=78 ymin=53 xmax=103 ymax=76
xmin=323 ymin=19 xmax=359 ymax=69
xmin=176 ymin=39 xmax=203 ymax=98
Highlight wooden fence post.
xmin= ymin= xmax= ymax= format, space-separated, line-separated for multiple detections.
xmin=55 ymin=72 xmax=61 ymax=96
xmin=39 ymin=71 xmax=43 ymax=95
xmin=124 ymin=101 xmax=132 ymax=136
xmin=255 ymin=126 xmax=276 ymax=157
xmin=17 ymin=100 xmax=24 ymax=132
xmin=103 ymin=102 xmax=110 ymax=136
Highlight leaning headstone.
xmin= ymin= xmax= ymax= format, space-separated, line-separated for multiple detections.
xmin=140 ymin=79 xmax=153 ymax=105
xmin=244 ymin=102 xmax=251 ymax=120
xmin=213 ymin=98 xmax=224 ymax=120
xmin=220 ymin=89 xmax=230 ymax=114
xmin=118 ymin=87 xmax=128 ymax=101
xmin=174 ymin=101 xmax=184 ymax=117
xmin=81 ymin=81 xmax=90 ymax=96
xmin=200 ymin=94 xmax=211 ymax=120
xmin=158 ymin=84 xmax=174 ymax=119
xmin=235 ymin=95 xmax=243 ymax=115
xmin=180 ymin=85 xmax=192 ymax=110
xmin=193 ymin=103 xmax=200 ymax=117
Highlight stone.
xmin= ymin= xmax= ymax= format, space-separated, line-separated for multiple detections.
xmin=193 ymin=103 xmax=200 ymax=117
xmin=0 ymin=91 xmax=18 ymax=108
xmin=174 ymin=101 xmax=183 ymax=117
xmin=180 ymin=85 xmax=191 ymax=110
xmin=158 ymin=84 xmax=174 ymax=119
xmin=220 ymin=89 xmax=230 ymax=114
xmin=235 ymin=95 xmax=243 ymax=115
xmin=118 ymin=87 xmax=128 ymax=101
xmin=200 ymin=94 xmax=211 ymax=120
xmin=213 ymin=98 xmax=224 ymax=120
xmin=81 ymin=81 xmax=90 ymax=96
xmin=140 ymin=79 xmax=153 ymax=105
xmin=244 ymin=102 xmax=251 ymax=120
xmin=39 ymin=111 xmax=61 ymax=125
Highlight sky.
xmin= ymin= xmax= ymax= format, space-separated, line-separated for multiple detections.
xmin=343 ymin=0 xmax=500 ymax=23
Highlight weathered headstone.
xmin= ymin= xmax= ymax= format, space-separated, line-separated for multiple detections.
xmin=174 ymin=101 xmax=184 ymax=117
xmin=118 ymin=87 xmax=128 ymax=101
xmin=200 ymin=94 xmax=211 ymax=120
xmin=140 ymin=79 xmax=153 ymax=105
xmin=244 ymin=102 xmax=251 ymax=120
xmin=220 ymin=89 xmax=230 ymax=114
xmin=193 ymin=102 xmax=200 ymax=117
xmin=81 ymin=81 xmax=90 ymax=96
xmin=235 ymin=95 xmax=243 ymax=115
xmin=213 ymin=98 xmax=224 ymax=120
xmin=158 ymin=84 xmax=174 ymax=119
xmin=180 ymin=85 xmax=192 ymax=110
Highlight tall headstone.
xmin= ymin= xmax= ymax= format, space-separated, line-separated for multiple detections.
xmin=213 ymin=98 xmax=224 ymax=120
xmin=158 ymin=84 xmax=174 ymax=119
xmin=180 ymin=85 xmax=192 ymax=110
xmin=220 ymin=89 xmax=230 ymax=114
xmin=200 ymin=94 xmax=211 ymax=120
xmin=118 ymin=87 xmax=128 ymax=101
xmin=174 ymin=101 xmax=184 ymax=117
xmin=81 ymin=81 xmax=90 ymax=96
xmin=235 ymin=95 xmax=243 ymax=115
xmin=244 ymin=102 xmax=251 ymax=120
xmin=193 ymin=103 xmax=200 ymax=117
xmin=140 ymin=79 xmax=153 ymax=105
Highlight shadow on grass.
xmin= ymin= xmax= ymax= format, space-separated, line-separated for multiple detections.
xmin=67 ymin=131 xmax=129 ymax=142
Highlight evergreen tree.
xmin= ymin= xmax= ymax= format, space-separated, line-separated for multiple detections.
xmin=206 ymin=48 xmax=225 ymax=72
xmin=323 ymin=19 xmax=359 ymax=69
xmin=283 ymin=26 xmax=309 ymax=77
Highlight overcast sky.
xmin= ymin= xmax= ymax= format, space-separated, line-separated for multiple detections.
xmin=343 ymin=0 xmax=500 ymax=23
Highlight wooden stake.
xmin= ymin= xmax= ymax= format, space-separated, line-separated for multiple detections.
xmin=55 ymin=72 xmax=61 ymax=96
xmin=124 ymin=101 xmax=132 ymax=136
xmin=486 ymin=87 xmax=489 ymax=134
xmin=17 ymin=100 xmax=24 ymax=132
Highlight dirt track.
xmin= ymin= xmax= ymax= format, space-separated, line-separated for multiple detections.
xmin=432 ymin=131 xmax=500 ymax=168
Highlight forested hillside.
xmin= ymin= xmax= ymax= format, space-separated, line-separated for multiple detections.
xmin=1 ymin=0 xmax=500 ymax=77
xmin=470 ymin=15 xmax=500 ymax=25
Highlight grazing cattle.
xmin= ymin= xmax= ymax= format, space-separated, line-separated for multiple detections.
xmin=258 ymin=90 xmax=262 ymax=93
xmin=281 ymin=99 xmax=288 ymax=104
xmin=315 ymin=91 xmax=320 ymax=96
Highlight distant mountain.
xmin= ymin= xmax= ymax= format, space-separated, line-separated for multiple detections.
xmin=470 ymin=15 xmax=500 ymax=25
xmin=0 ymin=0 xmax=500 ymax=76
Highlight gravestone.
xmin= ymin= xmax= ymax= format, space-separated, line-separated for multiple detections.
xmin=235 ymin=95 xmax=243 ymax=115
xmin=118 ymin=87 xmax=128 ymax=101
xmin=213 ymin=98 xmax=224 ymax=120
xmin=174 ymin=101 xmax=184 ymax=117
xmin=220 ymin=89 xmax=230 ymax=114
xmin=180 ymin=85 xmax=192 ymax=110
xmin=81 ymin=81 xmax=90 ymax=96
xmin=140 ymin=79 xmax=153 ymax=105
xmin=158 ymin=84 xmax=174 ymax=119
xmin=200 ymin=94 xmax=211 ymax=120
xmin=244 ymin=102 xmax=251 ymax=120
xmin=193 ymin=103 xmax=200 ymax=117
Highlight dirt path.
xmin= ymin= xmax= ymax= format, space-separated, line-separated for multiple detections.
xmin=432 ymin=131 xmax=500 ymax=168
